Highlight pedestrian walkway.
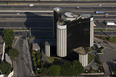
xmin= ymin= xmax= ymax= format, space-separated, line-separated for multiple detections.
xmin=12 ymin=61 xmax=17 ymax=77
xmin=103 ymin=62 xmax=111 ymax=75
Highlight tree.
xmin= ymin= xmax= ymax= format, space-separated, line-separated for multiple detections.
xmin=84 ymin=47 xmax=90 ymax=53
xmin=61 ymin=61 xmax=75 ymax=76
xmin=36 ymin=52 xmax=41 ymax=59
xmin=72 ymin=60 xmax=84 ymax=75
xmin=2 ymin=29 xmax=14 ymax=48
xmin=8 ymin=48 xmax=19 ymax=58
xmin=33 ymin=57 xmax=36 ymax=62
xmin=47 ymin=65 xmax=61 ymax=76
xmin=0 ymin=61 xmax=12 ymax=75
xmin=41 ymin=67 xmax=48 ymax=76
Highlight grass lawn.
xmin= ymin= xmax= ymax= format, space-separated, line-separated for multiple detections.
xmin=47 ymin=56 xmax=62 ymax=64
xmin=88 ymin=54 xmax=94 ymax=64
xmin=96 ymin=36 xmax=116 ymax=43
xmin=110 ymin=37 xmax=116 ymax=43
xmin=88 ymin=69 xmax=98 ymax=73
xmin=0 ymin=2 xmax=8 ymax=4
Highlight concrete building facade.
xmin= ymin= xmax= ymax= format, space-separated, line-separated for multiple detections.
xmin=54 ymin=8 xmax=94 ymax=60
xmin=90 ymin=17 xmax=94 ymax=47
xmin=79 ymin=17 xmax=94 ymax=67
xmin=57 ymin=25 xmax=67 ymax=57
xmin=79 ymin=54 xmax=88 ymax=67
xmin=45 ymin=41 xmax=50 ymax=57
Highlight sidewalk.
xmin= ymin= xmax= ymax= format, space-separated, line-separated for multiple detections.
xmin=12 ymin=60 xmax=17 ymax=77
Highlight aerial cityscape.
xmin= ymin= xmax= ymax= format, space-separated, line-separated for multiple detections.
xmin=0 ymin=0 xmax=116 ymax=77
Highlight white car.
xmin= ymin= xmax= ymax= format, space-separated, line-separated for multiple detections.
xmin=29 ymin=4 xmax=34 ymax=7
xmin=76 ymin=6 xmax=80 ymax=9
xmin=17 ymin=13 xmax=20 ymax=15
xmin=98 ymin=4 xmax=102 ymax=6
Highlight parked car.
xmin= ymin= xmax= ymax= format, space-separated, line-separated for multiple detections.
xmin=29 ymin=4 xmax=34 ymax=6
xmin=95 ymin=11 xmax=104 ymax=14
xmin=105 ymin=13 xmax=109 ymax=18
xmin=98 ymin=4 xmax=102 ymax=6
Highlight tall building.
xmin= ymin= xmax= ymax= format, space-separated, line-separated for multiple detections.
xmin=53 ymin=8 xmax=94 ymax=57
xmin=57 ymin=21 xmax=67 ymax=57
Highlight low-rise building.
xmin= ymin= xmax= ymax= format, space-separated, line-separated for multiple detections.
xmin=32 ymin=43 xmax=40 ymax=52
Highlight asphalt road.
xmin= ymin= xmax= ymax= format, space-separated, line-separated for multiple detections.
xmin=95 ymin=38 xmax=116 ymax=76
xmin=0 ymin=2 xmax=116 ymax=29
xmin=14 ymin=34 xmax=34 ymax=77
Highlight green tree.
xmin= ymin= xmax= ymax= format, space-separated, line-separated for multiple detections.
xmin=0 ymin=61 xmax=12 ymax=75
xmin=72 ymin=60 xmax=84 ymax=75
xmin=33 ymin=57 xmax=36 ymax=62
xmin=47 ymin=65 xmax=61 ymax=76
xmin=41 ymin=67 xmax=48 ymax=76
xmin=37 ymin=58 xmax=41 ymax=63
xmin=84 ymin=47 xmax=90 ymax=53
xmin=2 ymin=29 xmax=14 ymax=48
xmin=8 ymin=48 xmax=19 ymax=58
xmin=32 ymin=51 xmax=35 ymax=57
xmin=61 ymin=61 xmax=75 ymax=76
xmin=36 ymin=52 xmax=41 ymax=58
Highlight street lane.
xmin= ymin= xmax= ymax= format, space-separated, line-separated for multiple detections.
xmin=15 ymin=36 xmax=33 ymax=77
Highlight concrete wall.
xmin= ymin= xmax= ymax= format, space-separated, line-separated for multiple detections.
xmin=79 ymin=54 xmax=88 ymax=67
xmin=8 ymin=70 xmax=14 ymax=77
xmin=2 ymin=42 xmax=5 ymax=61
xmin=57 ymin=25 xmax=67 ymax=57
xmin=5 ymin=53 xmax=12 ymax=66
xmin=0 ymin=70 xmax=14 ymax=77
xmin=45 ymin=41 xmax=50 ymax=57
xmin=0 ymin=75 xmax=5 ymax=77
xmin=90 ymin=17 xmax=94 ymax=47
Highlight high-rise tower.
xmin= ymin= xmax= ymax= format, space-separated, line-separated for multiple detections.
xmin=54 ymin=8 xmax=94 ymax=58
xmin=57 ymin=23 xmax=67 ymax=57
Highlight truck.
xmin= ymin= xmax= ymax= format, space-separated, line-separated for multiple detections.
xmin=95 ymin=11 xmax=104 ymax=14
xmin=106 ymin=22 xmax=116 ymax=26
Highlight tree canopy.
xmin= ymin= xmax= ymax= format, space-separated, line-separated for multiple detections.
xmin=72 ymin=60 xmax=84 ymax=75
xmin=47 ymin=65 xmax=61 ymax=76
xmin=41 ymin=60 xmax=84 ymax=76
xmin=60 ymin=61 xmax=75 ymax=76
xmin=2 ymin=29 xmax=14 ymax=48
xmin=0 ymin=61 xmax=12 ymax=75
xmin=8 ymin=48 xmax=19 ymax=58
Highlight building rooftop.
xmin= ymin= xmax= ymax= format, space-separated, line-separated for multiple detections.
xmin=32 ymin=43 xmax=40 ymax=51
xmin=73 ymin=47 xmax=87 ymax=55
xmin=64 ymin=12 xmax=74 ymax=18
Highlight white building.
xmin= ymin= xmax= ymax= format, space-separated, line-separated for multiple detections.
xmin=32 ymin=43 xmax=40 ymax=52
xmin=0 ymin=36 xmax=5 ymax=61
xmin=45 ymin=41 xmax=50 ymax=57
xmin=79 ymin=54 xmax=88 ymax=67
xmin=57 ymin=24 xmax=67 ymax=57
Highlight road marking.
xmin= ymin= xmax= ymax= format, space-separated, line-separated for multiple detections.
xmin=0 ymin=10 xmax=53 ymax=12
xmin=13 ymin=37 xmax=19 ymax=47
